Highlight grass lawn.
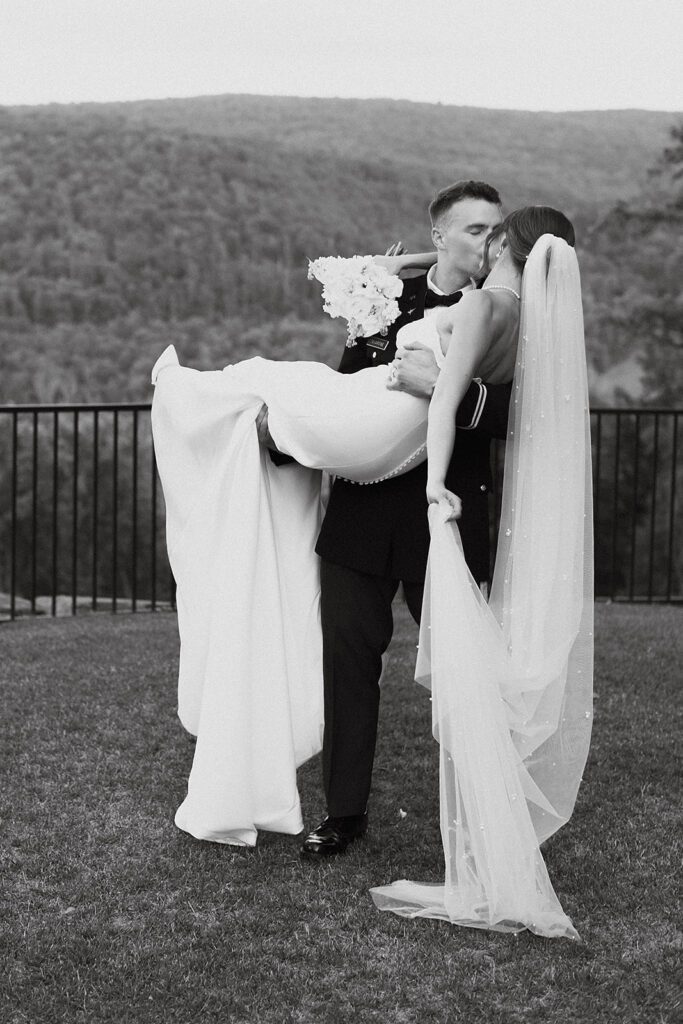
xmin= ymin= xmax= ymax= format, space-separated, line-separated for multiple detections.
xmin=1 ymin=602 xmax=681 ymax=1024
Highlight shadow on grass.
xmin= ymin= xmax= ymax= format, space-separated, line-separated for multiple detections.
xmin=1 ymin=603 xmax=681 ymax=1024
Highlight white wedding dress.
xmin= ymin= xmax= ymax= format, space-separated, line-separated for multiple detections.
xmin=151 ymin=324 xmax=437 ymax=846
xmin=152 ymin=237 xmax=592 ymax=940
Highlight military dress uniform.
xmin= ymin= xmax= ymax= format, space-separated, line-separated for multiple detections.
xmin=314 ymin=270 xmax=512 ymax=818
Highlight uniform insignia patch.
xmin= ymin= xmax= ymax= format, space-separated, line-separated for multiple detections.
xmin=365 ymin=336 xmax=391 ymax=351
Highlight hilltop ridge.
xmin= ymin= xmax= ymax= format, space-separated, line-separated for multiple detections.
xmin=0 ymin=94 xmax=679 ymax=404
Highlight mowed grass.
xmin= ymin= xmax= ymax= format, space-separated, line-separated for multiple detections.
xmin=1 ymin=603 xmax=681 ymax=1024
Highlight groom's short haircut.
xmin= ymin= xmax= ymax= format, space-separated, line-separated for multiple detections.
xmin=429 ymin=181 xmax=502 ymax=226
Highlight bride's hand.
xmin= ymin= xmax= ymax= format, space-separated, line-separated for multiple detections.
xmin=372 ymin=244 xmax=438 ymax=278
xmin=372 ymin=241 xmax=407 ymax=277
xmin=426 ymin=484 xmax=462 ymax=522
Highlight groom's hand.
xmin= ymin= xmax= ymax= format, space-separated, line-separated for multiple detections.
xmin=256 ymin=404 xmax=280 ymax=452
xmin=386 ymin=342 xmax=439 ymax=398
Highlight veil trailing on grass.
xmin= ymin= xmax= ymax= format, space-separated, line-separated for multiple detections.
xmin=370 ymin=236 xmax=593 ymax=939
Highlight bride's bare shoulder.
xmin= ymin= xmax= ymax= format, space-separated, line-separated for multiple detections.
xmin=436 ymin=290 xmax=497 ymax=359
xmin=441 ymin=289 xmax=495 ymax=327
xmin=459 ymin=289 xmax=496 ymax=311
xmin=462 ymin=287 xmax=519 ymax=330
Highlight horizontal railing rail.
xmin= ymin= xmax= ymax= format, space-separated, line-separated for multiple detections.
xmin=1 ymin=403 xmax=681 ymax=621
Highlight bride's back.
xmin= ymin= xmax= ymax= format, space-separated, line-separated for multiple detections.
xmin=471 ymin=291 xmax=519 ymax=383
xmin=434 ymin=292 xmax=519 ymax=385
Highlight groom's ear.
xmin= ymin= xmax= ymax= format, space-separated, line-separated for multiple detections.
xmin=431 ymin=224 xmax=444 ymax=250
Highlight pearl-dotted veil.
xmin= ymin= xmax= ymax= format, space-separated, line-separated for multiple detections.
xmin=371 ymin=235 xmax=593 ymax=939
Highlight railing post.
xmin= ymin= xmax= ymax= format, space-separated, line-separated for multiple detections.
xmin=666 ymin=414 xmax=679 ymax=602
xmin=92 ymin=410 xmax=99 ymax=612
xmin=112 ymin=409 xmax=118 ymax=613
xmin=151 ymin=442 xmax=158 ymax=612
xmin=610 ymin=413 xmax=621 ymax=600
xmin=647 ymin=414 xmax=660 ymax=603
xmin=10 ymin=410 xmax=18 ymax=621
xmin=629 ymin=413 xmax=640 ymax=601
xmin=132 ymin=409 xmax=138 ymax=612
xmin=51 ymin=410 xmax=59 ymax=617
xmin=72 ymin=409 xmax=79 ymax=615
xmin=31 ymin=411 xmax=38 ymax=614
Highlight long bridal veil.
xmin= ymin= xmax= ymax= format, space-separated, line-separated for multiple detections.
xmin=371 ymin=235 xmax=593 ymax=939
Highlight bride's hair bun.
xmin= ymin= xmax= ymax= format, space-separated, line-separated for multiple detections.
xmin=485 ymin=207 xmax=575 ymax=273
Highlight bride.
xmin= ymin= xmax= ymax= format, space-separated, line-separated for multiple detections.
xmin=151 ymin=206 xmax=592 ymax=939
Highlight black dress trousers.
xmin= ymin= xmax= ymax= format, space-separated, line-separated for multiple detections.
xmin=320 ymin=559 xmax=424 ymax=817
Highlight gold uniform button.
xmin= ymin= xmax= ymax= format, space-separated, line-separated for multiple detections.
xmin=480 ymin=484 xmax=487 ymax=492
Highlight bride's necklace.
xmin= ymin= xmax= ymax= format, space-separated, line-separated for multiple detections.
xmin=482 ymin=285 xmax=521 ymax=300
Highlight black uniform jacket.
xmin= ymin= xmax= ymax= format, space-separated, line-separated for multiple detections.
xmin=315 ymin=273 xmax=512 ymax=584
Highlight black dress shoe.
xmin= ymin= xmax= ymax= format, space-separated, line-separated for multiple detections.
xmin=300 ymin=814 xmax=368 ymax=859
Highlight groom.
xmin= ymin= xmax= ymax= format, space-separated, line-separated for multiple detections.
xmin=301 ymin=180 xmax=513 ymax=857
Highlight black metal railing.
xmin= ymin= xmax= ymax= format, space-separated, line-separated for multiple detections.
xmin=590 ymin=409 xmax=680 ymax=602
xmin=0 ymin=403 xmax=174 ymax=621
xmin=1 ymin=404 xmax=681 ymax=621
xmin=491 ymin=408 xmax=681 ymax=603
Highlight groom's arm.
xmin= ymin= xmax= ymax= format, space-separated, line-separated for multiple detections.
xmin=256 ymin=405 xmax=297 ymax=465
xmin=390 ymin=347 xmax=511 ymax=440
xmin=456 ymin=379 xmax=511 ymax=441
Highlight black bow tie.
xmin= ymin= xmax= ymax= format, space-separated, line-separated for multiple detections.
xmin=423 ymin=289 xmax=463 ymax=309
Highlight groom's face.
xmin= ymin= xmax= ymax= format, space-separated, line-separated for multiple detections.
xmin=432 ymin=198 xmax=503 ymax=279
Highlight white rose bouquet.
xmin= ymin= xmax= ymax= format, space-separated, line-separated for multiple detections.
xmin=307 ymin=255 xmax=404 ymax=346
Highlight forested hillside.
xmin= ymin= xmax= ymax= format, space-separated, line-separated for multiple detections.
xmin=0 ymin=96 xmax=679 ymax=404
xmin=117 ymin=95 xmax=673 ymax=217
xmin=583 ymin=125 xmax=683 ymax=405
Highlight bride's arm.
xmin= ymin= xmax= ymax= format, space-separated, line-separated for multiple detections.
xmin=372 ymin=251 xmax=437 ymax=277
xmin=426 ymin=292 xmax=495 ymax=519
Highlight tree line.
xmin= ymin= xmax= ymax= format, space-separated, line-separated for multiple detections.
xmin=0 ymin=107 xmax=680 ymax=405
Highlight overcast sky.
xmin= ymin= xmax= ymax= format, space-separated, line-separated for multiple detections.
xmin=1 ymin=0 xmax=681 ymax=112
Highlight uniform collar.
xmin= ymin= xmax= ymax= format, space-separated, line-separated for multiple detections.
xmin=426 ymin=265 xmax=477 ymax=297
